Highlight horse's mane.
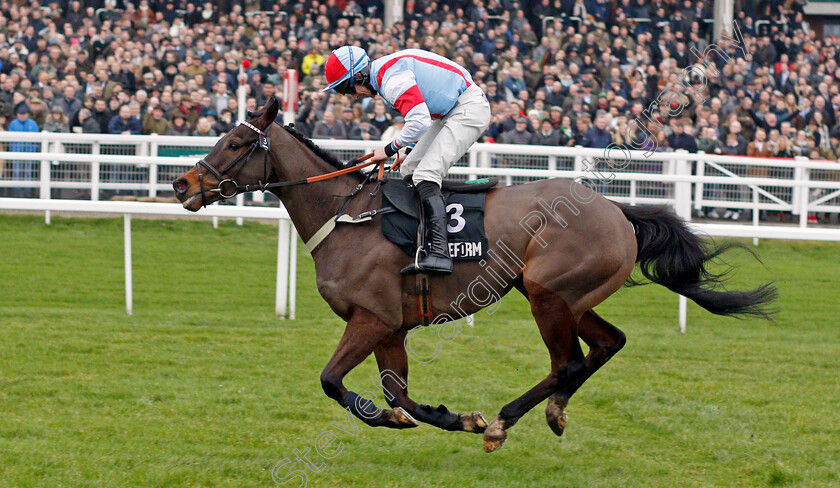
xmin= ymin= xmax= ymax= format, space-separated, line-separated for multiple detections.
xmin=280 ymin=124 xmax=346 ymax=171
xmin=248 ymin=103 xmax=364 ymax=181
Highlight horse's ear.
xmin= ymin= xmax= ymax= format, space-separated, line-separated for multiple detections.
xmin=255 ymin=97 xmax=280 ymax=130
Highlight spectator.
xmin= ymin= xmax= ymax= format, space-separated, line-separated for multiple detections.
xmin=532 ymin=119 xmax=562 ymax=146
xmin=792 ymin=130 xmax=814 ymax=157
xmin=143 ymin=105 xmax=169 ymax=135
xmin=77 ymin=109 xmax=101 ymax=134
xmin=500 ymin=117 xmax=534 ymax=145
xmin=380 ymin=117 xmax=405 ymax=142
xmin=312 ymin=110 xmax=347 ymax=140
xmin=301 ymin=46 xmax=325 ymax=76
xmin=547 ymin=106 xmax=563 ymax=130
xmin=746 ymin=127 xmax=773 ymax=214
xmin=527 ymin=111 xmax=543 ymax=132
xmin=667 ymin=122 xmax=698 ymax=153
xmin=721 ymin=131 xmax=747 ymax=156
xmin=349 ymin=116 xmax=380 ymax=141
xmin=780 ymin=121 xmax=795 ymax=141
xmin=369 ymin=100 xmax=392 ymax=135
xmin=108 ymin=105 xmax=142 ymax=135
xmin=192 ymin=117 xmax=217 ymax=137
xmin=57 ymin=86 xmax=82 ymax=123
xmin=340 ymin=107 xmax=359 ymax=137
xmin=810 ymin=112 xmax=831 ymax=150
xmin=134 ymin=0 xmax=155 ymax=27
xmin=210 ymin=81 xmax=231 ymax=115
xmin=819 ymin=132 xmax=840 ymax=161
xmin=747 ymin=129 xmax=773 ymax=159
xmin=503 ymin=66 xmax=527 ymax=103
xmin=43 ymin=105 xmax=70 ymax=133
xmin=774 ymin=137 xmax=794 ymax=158
xmin=92 ymin=99 xmax=112 ymax=134
xmin=752 ymin=110 xmax=785 ymax=134
xmin=169 ymin=95 xmax=199 ymax=130
xmin=255 ymin=82 xmax=278 ymax=108
xmin=140 ymin=72 xmax=159 ymax=94
xmin=8 ymin=104 xmax=40 ymax=196
xmin=65 ymin=1 xmax=86 ymax=30
xmin=108 ymin=97 xmax=123 ymax=115
xmin=485 ymin=81 xmax=503 ymax=104
xmin=574 ymin=115 xmax=592 ymax=146
xmin=557 ymin=116 xmax=575 ymax=146
xmin=166 ymin=113 xmax=190 ymax=136
xmin=213 ymin=109 xmax=236 ymax=136
xmin=582 ymin=115 xmax=612 ymax=148
xmin=28 ymin=97 xmax=47 ymax=128
xmin=302 ymin=63 xmax=324 ymax=90
xmin=197 ymin=96 xmax=215 ymax=118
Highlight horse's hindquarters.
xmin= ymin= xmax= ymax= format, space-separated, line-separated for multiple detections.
xmin=481 ymin=180 xmax=637 ymax=318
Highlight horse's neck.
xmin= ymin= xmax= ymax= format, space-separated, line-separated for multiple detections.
xmin=267 ymin=125 xmax=359 ymax=243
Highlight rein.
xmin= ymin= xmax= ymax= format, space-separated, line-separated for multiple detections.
xmin=194 ymin=121 xmax=377 ymax=206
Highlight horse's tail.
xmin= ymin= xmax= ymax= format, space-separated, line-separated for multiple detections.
xmin=616 ymin=203 xmax=777 ymax=319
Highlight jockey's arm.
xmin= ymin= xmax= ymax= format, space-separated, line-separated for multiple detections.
xmin=374 ymin=70 xmax=432 ymax=161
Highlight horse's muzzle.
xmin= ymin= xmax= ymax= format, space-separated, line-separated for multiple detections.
xmin=173 ymin=177 xmax=189 ymax=196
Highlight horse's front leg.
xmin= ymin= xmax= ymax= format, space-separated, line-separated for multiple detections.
xmin=373 ymin=331 xmax=487 ymax=434
xmin=320 ymin=307 xmax=418 ymax=429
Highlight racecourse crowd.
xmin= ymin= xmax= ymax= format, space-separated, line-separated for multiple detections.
xmin=1 ymin=0 xmax=839 ymax=162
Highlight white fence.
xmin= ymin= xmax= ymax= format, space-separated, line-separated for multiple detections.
xmin=2 ymin=132 xmax=840 ymax=330
xmin=2 ymin=131 xmax=840 ymax=231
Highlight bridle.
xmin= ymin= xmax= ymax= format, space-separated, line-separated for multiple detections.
xmin=195 ymin=120 xmax=272 ymax=207
xmin=193 ymin=121 xmax=379 ymax=208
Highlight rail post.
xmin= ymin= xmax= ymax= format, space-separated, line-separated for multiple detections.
xmin=276 ymin=219 xmax=291 ymax=318
xmin=40 ymin=137 xmax=51 ymax=224
xmin=147 ymin=137 xmax=157 ymax=198
xmin=674 ymin=152 xmax=691 ymax=333
xmin=124 ymin=213 xmax=133 ymax=315
xmin=91 ymin=142 xmax=100 ymax=201
xmin=288 ymin=221 xmax=297 ymax=320
xmin=694 ymin=152 xmax=705 ymax=213
xmin=798 ymin=164 xmax=811 ymax=228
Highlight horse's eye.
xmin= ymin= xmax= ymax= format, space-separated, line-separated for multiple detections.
xmin=228 ymin=142 xmax=240 ymax=150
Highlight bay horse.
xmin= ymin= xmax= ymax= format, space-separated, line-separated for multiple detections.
xmin=172 ymin=98 xmax=776 ymax=452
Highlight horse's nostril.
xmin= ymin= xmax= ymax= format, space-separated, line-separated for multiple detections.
xmin=173 ymin=178 xmax=189 ymax=195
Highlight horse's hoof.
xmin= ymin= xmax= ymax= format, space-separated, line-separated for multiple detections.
xmin=393 ymin=407 xmax=419 ymax=428
xmin=483 ymin=435 xmax=506 ymax=453
xmin=545 ymin=395 xmax=569 ymax=437
xmin=460 ymin=411 xmax=488 ymax=434
xmin=545 ymin=408 xmax=568 ymax=437
xmin=483 ymin=416 xmax=508 ymax=453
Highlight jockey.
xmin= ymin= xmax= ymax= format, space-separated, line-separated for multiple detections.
xmin=324 ymin=46 xmax=491 ymax=275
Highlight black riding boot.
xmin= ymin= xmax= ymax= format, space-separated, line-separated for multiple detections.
xmin=401 ymin=182 xmax=453 ymax=275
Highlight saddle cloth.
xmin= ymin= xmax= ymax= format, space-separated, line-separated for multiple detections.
xmin=381 ymin=178 xmax=497 ymax=261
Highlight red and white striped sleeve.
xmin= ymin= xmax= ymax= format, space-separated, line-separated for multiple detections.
xmin=379 ymin=69 xmax=432 ymax=149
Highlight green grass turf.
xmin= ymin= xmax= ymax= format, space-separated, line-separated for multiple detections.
xmin=0 ymin=213 xmax=839 ymax=488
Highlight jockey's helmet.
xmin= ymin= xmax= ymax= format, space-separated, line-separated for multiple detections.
xmin=323 ymin=46 xmax=371 ymax=95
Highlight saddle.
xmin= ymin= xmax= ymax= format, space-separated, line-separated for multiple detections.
xmin=381 ymin=177 xmax=497 ymax=261
xmin=383 ymin=177 xmax=498 ymax=219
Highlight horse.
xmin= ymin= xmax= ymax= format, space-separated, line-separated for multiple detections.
xmin=172 ymin=98 xmax=776 ymax=452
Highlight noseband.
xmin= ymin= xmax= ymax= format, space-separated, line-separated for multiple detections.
xmin=194 ymin=121 xmax=272 ymax=207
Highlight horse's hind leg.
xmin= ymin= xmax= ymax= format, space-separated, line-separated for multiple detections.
xmin=373 ymin=331 xmax=488 ymax=433
xmin=483 ymin=280 xmax=586 ymax=453
xmin=319 ymin=307 xmax=418 ymax=429
xmin=545 ymin=309 xmax=626 ymax=437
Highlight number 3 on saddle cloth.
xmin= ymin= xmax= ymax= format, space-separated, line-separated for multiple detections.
xmin=381 ymin=177 xmax=497 ymax=261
